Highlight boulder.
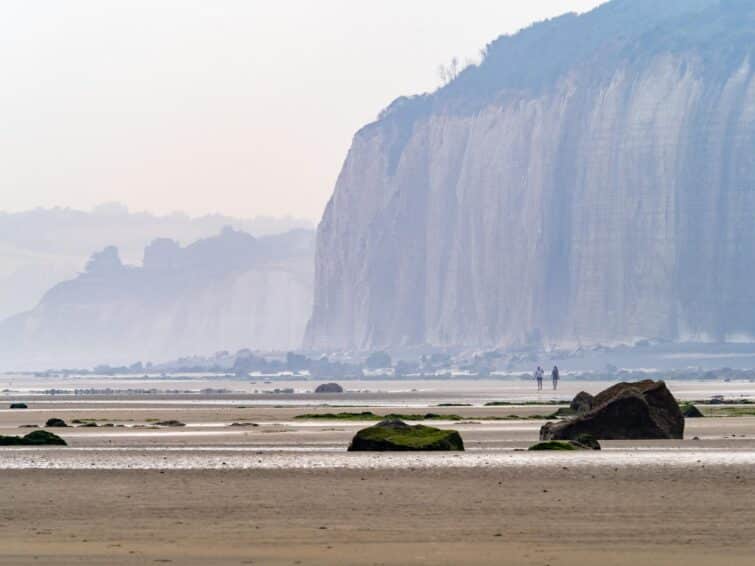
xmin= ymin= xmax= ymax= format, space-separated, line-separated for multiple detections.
xmin=540 ymin=380 xmax=684 ymax=441
xmin=681 ymin=403 xmax=704 ymax=418
xmin=315 ymin=382 xmax=344 ymax=393
xmin=9 ymin=403 xmax=28 ymax=409
xmin=0 ymin=430 xmax=67 ymax=446
xmin=45 ymin=418 xmax=68 ymax=427
xmin=570 ymin=392 xmax=594 ymax=414
xmin=348 ymin=418 xmax=464 ymax=451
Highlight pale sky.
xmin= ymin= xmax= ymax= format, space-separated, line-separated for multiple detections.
xmin=1 ymin=0 xmax=604 ymax=221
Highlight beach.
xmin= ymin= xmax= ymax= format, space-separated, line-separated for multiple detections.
xmin=2 ymin=378 xmax=755 ymax=564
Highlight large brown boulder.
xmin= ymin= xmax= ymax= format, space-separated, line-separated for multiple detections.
xmin=570 ymin=391 xmax=594 ymax=414
xmin=540 ymin=380 xmax=684 ymax=440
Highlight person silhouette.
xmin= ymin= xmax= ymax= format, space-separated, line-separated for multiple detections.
xmin=552 ymin=365 xmax=560 ymax=390
xmin=535 ymin=366 xmax=543 ymax=391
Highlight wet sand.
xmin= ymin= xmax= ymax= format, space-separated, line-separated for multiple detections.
xmin=2 ymin=388 xmax=755 ymax=564
xmin=3 ymin=466 xmax=754 ymax=565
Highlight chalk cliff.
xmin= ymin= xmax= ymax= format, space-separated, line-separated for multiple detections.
xmin=306 ymin=0 xmax=755 ymax=350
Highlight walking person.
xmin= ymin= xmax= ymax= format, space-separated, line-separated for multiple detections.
xmin=535 ymin=366 xmax=543 ymax=391
xmin=552 ymin=365 xmax=560 ymax=390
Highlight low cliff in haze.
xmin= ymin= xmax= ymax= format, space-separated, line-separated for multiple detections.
xmin=0 ymin=227 xmax=314 ymax=369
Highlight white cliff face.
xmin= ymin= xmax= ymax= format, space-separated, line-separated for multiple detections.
xmin=0 ymin=229 xmax=314 ymax=369
xmin=306 ymin=0 xmax=755 ymax=351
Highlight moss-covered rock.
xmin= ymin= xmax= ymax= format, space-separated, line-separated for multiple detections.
xmin=0 ymin=430 xmax=67 ymax=446
xmin=529 ymin=434 xmax=600 ymax=450
xmin=9 ymin=403 xmax=28 ymax=409
xmin=45 ymin=418 xmax=68 ymax=427
xmin=348 ymin=419 xmax=464 ymax=451
xmin=680 ymin=403 xmax=704 ymax=418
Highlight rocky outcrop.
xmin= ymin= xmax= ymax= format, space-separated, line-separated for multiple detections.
xmin=0 ymin=227 xmax=314 ymax=369
xmin=44 ymin=418 xmax=68 ymax=428
xmin=540 ymin=380 xmax=684 ymax=440
xmin=306 ymin=0 xmax=755 ymax=351
xmin=348 ymin=418 xmax=464 ymax=451
xmin=314 ymin=383 xmax=344 ymax=393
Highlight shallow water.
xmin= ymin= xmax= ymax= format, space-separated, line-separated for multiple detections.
xmin=4 ymin=377 xmax=755 ymax=406
xmin=1 ymin=446 xmax=754 ymax=470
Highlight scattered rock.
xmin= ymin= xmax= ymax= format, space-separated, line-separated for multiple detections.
xmin=680 ymin=403 xmax=704 ymax=418
xmin=229 ymin=422 xmax=259 ymax=427
xmin=540 ymin=380 xmax=684 ymax=441
xmin=155 ymin=420 xmax=186 ymax=427
xmin=77 ymin=422 xmax=99 ymax=428
xmin=9 ymin=403 xmax=28 ymax=409
xmin=315 ymin=383 xmax=344 ymax=394
xmin=570 ymin=392 xmax=594 ymax=414
xmin=348 ymin=418 xmax=464 ymax=451
xmin=528 ymin=441 xmax=580 ymax=451
xmin=45 ymin=418 xmax=68 ymax=428
xmin=19 ymin=424 xmax=38 ymax=428
xmin=0 ymin=430 xmax=67 ymax=446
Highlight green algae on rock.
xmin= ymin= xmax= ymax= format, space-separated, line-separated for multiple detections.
xmin=348 ymin=419 xmax=464 ymax=451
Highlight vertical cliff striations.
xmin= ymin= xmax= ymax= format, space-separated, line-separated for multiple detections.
xmin=306 ymin=0 xmax=755 ymax=350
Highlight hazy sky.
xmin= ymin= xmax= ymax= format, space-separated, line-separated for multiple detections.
xmin=1 ymin=1 xmax=604 ymax=221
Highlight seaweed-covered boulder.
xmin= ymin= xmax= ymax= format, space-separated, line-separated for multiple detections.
xmin=570 ymin=392 xmax=594 ymax=414
xmin=45 ymin=418 xmax=68 ymax=427
xmin=540 ymin=380 xmax=684 ymax=441
xmin=9 ymin=403 xmax=28 ymax=409
xmin=315 ymin=382 xmax=344 ymax=393
xmin=529 ymin=434 xmax=600 ymax=451
xmin=0 ymin=430 xmax=67 ymax=446
xmin=681 ymin=403 xmax=704 ymax=418
xmin=348 ymin=418 xmax=464 ymax=451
